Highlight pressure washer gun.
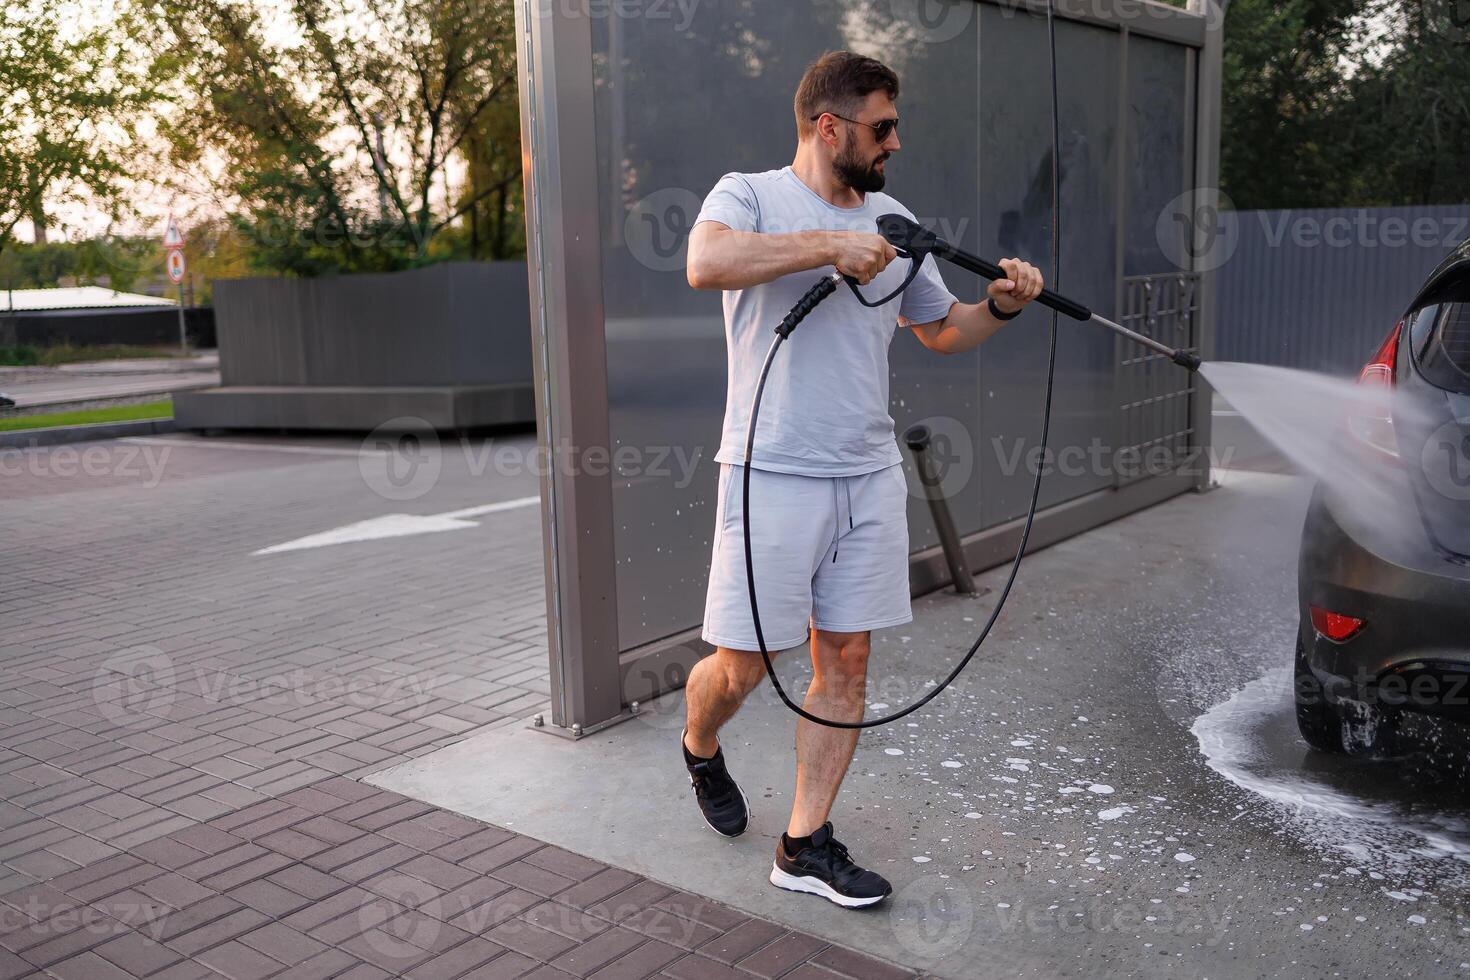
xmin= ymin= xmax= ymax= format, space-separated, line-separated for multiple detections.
xmin=875 ymin=214 xmax=1202 ymax=372
xmin=773 ymin=214 xmax=1202 ymax=373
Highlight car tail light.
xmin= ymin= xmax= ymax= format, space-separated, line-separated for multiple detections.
xmin=1346 ymin=320 xmax=1403 ymax=459
xmin=1310 ymin=605 xmax=1366 ymax=643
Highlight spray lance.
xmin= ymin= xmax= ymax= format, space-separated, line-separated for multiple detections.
xmin=765 ymin=215 xmax=1201 ymax=373
xmin=742 ymin=243 xmax=1200 ymax=731
xmin=740 ymin=2 xmax=1202 ymax=731
xmin=874 ymin=213 xmax=1202 ymax=372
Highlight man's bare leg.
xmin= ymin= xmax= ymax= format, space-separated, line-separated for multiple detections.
xmin=788 ymin=629 xmax=869 ymax=837
xmin=683 ymin=646 xmax=772 ymax=758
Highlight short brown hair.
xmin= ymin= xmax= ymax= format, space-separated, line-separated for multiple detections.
xmin=794 ymin=51 xmax=900 ymax=138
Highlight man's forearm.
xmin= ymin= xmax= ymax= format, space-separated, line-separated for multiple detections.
xmin=913 ymin=300 xmax=1011 ymax=354
xmin=687 ymin=228 xmax=834 ymax=290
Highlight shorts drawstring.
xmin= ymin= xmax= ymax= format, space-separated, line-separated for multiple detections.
xmin=831 ymin=479 xmax=840 ymax=562
xmin=831 ymin=476 xmax=854 ymax=563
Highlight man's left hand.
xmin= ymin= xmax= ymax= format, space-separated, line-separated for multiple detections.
xmin=988 ymin=258 xmax=1044 ymax=316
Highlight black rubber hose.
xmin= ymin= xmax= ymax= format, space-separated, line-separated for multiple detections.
xmin=738 ymin=0 xmax=1064 ymax=729
xmin=740 ymin=0 xmax=1064 ymax=728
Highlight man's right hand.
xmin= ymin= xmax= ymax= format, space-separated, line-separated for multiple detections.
xmin=828 ymin=232 xmax=897 ymax=285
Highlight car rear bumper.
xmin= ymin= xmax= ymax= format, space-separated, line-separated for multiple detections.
xmin=1298 ymin=485 xmax=1470 ymax=720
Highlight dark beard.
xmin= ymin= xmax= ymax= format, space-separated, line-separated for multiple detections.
xmin=833 ymin=138 xmax=887 ymax=193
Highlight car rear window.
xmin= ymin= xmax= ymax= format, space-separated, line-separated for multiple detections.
xmin=1410 ymin=278 xmax=1470 ymax=394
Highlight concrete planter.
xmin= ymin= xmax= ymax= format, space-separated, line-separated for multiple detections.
xmin=174 ymin=261 xmax=532 ymax=432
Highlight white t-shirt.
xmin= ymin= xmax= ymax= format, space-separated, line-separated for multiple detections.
xmin=695 ymin=167 xmax=957 ymax=478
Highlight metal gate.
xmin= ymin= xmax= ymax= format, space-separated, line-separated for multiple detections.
xmin=1115 ymin=273 xmax=1201 ymax=487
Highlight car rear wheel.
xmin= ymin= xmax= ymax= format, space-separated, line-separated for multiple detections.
xmin=1295 ymin=638 xmax=1348 ymax=753
xmin=1294 ymin=637 xmax=1399 ymax=755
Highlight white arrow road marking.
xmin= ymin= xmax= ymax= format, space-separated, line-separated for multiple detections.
xmin=254 ymin=495 xmax=540 ymax=555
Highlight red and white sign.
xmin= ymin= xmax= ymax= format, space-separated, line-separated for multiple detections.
xmin=165 ymin=249 xmax=186 ymax=284
xmin=163 ymin=214 xmax=185 ymax=248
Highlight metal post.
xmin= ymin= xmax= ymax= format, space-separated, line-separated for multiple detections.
xmin=1190 ymin=0 xmax=1227 ymax=490
xmin=178 ymin=278 xmax=188 ymax=352
xmin=515 ymin=0 xmax=626 ymax=736
xmin=903 ymin=424 xmax=978 ymax=596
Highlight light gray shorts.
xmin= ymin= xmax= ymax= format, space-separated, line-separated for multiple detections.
xmin=702 ymin=461 xmax=913 ymax=651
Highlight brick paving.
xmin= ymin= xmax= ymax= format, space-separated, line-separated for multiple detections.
xmin=2 ymin=435 xmax=551 ymax=898
xmin=0 ymin=778 xmax=915 ymax=980
xmin=1 ymin=436 xmax=922 ymax=979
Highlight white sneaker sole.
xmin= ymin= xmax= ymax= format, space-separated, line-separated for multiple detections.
xmin=769 ymin=863 xmax=888 ymax=908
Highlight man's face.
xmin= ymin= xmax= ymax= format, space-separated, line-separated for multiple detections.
xmin=831 ymin=91 xmax=901 ymax=193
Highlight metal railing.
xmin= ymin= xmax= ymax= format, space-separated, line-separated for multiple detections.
xmin=1116 ymin=273 xmax=1200 ymax=486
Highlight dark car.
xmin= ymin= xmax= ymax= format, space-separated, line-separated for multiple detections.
xmin=1296 ymin=237 xmax=1470 ymax=754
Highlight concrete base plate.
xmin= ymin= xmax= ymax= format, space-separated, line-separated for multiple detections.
xmin=371 ymin=469 xmax=1470 ymax=977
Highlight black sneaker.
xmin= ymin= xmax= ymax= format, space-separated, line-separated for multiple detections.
xmin=683 ymin=731 xmax=749 ymax=837
xmin=769 ymin=823 xmax=892 ymax=908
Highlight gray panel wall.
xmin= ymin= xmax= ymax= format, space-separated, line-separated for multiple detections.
xmin=1124 ymin=36 xmax=1189 ymax=279
xmin=213 ymin=261 xmax=531 ymax=387
xmin=1214 ymin=206 xmax=1470 ymax=375
xmin=587 ymin=1 xmax=1207 ymax=651
xmin=971 ymin=9 xmax=1122 ymax=530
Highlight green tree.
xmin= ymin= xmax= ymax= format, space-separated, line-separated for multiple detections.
xmin=0 ymin=1 xmax=164 ymax=264
xmin=1330 ymin=1 xmax=1470 ymax=206
xmin=0 ymin=242 xmax=81 ymax=290
xmin=1219 ymin=0 xmax=1366 ymax=210
xmin=1220 ymin=0 xmax=1470 ymax=209
xmin=150 ymin=0 xmax=521 ymax=276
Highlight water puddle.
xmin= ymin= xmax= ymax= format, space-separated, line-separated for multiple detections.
xmin=1192 ymin=668 xmax=1470 ymax=888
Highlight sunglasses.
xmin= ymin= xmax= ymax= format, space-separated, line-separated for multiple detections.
xmin=810 ymin=112 xmax=899 ymax=142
